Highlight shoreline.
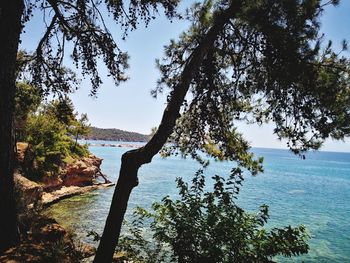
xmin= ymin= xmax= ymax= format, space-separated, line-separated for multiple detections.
xmin=88 ymin=142 xmax=145 ymax=148
xmin=4 ymin=176 xmax=114 ymax=262
xmin=42 ymin=182 xmax=115 ymax=208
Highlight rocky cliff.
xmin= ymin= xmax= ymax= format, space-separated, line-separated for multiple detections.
xmin=62 ymin=155 xmax=103 ymax=187
xmin=41 ymin=154 xmax=107 ymax=191
xmin=16 ymin=142 xmax=109 ymax=192
xmin=15 ymin=142 xmax=112 ymax=208
xmin=14 ymin=173 xmax=43 ymax=209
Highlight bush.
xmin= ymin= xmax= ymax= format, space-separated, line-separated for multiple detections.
xmin=20 ymin=98 xmax=90 ymax=180
xmin=69 ymin=141 xmax=90 ymax=159
xmin=117 ymin=168 xmax=309 ymax=263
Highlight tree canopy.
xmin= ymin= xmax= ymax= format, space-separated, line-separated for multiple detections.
xmin=95 ymin=0 xmax=350 ymax=262
xmin=156 ymin=0 xmax=350 ymax=159
xmin=0 ymin=0 xmax=180 ymax=252
xmin=19 ymin=0 xmax=180 ymax=96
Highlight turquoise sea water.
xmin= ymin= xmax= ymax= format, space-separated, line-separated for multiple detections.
xmin=45 ymin=143 xmax=350 ymax=262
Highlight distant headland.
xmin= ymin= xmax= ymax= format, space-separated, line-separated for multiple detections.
xmin=82 ymin=127 xmax=150 ymax=142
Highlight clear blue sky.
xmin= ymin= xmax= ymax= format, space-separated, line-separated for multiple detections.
xmin=20 ymin=1 xmax=350 ymax=152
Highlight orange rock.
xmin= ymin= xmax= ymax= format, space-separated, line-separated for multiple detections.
xmin=61 ymin=155 xmax=103 ymax=186
xmin=14 ymin=173 xmax=43 ymax=209
xmin=16 ymin=142 xmax=29 ymax=163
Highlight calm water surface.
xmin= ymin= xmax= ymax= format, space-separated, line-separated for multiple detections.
xmin=44 ymin=143 xmax=350 ymax=262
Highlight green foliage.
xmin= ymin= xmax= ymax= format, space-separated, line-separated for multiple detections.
xmin=122 ymin=2 xmax=350 ymax=261
xmin=117 ymin=169 xmax=309 ymax=263
xmin=154 ymin=0 xmax=350 ymax=160
xmin=19 ymin=94 xmax=90 ymax=180
xmin=46 ymin=97 xmax=76 ymax=126
xmin=25 ymin=113 xmax=68 ymax=176
xmin=41 ymin=236 xmax=86 ymax=263
xmin=14 ymin=82 xmax=41 ymax=140
xmin=19 ymin=0 xmax=180 ymax=97
xmin=117 ymin=218 xmax=170 ymax=263
xmin=85 ymin=127 xmax=149 ymax=142
xmin=69 ymin=113 xmax=91 ymax=144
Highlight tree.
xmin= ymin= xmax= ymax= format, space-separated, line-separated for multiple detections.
xmin=23 ymin=108 xmax=70 ymax=179
xmin=14 ymin=81 xmax=41 ymax=141
xmin=71 ymin=113 xmax=91 ymax=145
xmin=47 ymin=97 xmax=76 ymax=127
xmin=0 ymin=1 xmax=26 ymax=252
xmin=0 ymin=0 xmax=179 ymax=253
xmin=21 ymin=98 xmax=91 ymax=180
xmin=95 ymin=0 xmax=350 ymax=262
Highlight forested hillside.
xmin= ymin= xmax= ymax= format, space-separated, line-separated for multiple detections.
xmin=84 ymin=127 xmax=150 ymax=142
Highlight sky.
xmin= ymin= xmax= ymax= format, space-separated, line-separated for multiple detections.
xmin=20 ymin=1 xmax=350 ymax=152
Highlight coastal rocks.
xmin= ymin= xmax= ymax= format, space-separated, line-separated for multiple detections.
xmin=0 ymin=213 xmax=104 ymax=262
xmin=14 ymin=147 xmax=114 ymax=207
xmin=41 ymin=175 xmax=63 ymax=192
xmin=8 ymin=145 xmax=114 ymax=262
xmin=41 ymin=183 xmax=114 ymax=207
xmin=39 ymin=154 xmax=114 ymax=207
xmin=38 ymin=154 xmax=106 ymax=191
xmin=14 ymin=173 xmax=43 ymax=209
xmin=0 ymin=215 xmax=75 ymax=263
xmin=16 ymin=142 xmax=29 ymax=163
xmin=84 ymin=154 xmax=103 ymax=167
xmin=16 ymin=142 xmax=107 ymax=189
xmin=30 ymin=216 xmax=69 ymax=243
xmin=62 ymin=155 xmax=103 ymax=186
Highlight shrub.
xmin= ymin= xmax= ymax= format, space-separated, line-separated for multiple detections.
xmin=20 ymin=98 xmax=90 ymax=180
xmin=117 ymin=168 xmax=309 ymax=263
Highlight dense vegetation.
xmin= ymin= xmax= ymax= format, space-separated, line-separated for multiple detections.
xmin=84 ymin=127 xmax=149 ymax=142
xmin=115 ymin=170 xmax=309 ymax=263
xmin=15 ymin=82 xmax=91 ymax=181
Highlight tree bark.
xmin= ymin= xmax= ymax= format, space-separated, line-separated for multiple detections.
xmin=93 ymin=2 xmax=240 ymax=262
xmin=0 ymin=0 xmax=24 ymax=253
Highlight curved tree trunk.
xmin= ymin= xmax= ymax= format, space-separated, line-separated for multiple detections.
xmin=93 ymin=2 xmax=240 ymax=262
xmin=0 ymin=0 xmax=24 ymax=254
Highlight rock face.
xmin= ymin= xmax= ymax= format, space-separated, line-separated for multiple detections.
xmin=0 ymin=215 xmax=77 ymax=263
xmin=39 ymin=155 xmax=105 ymax=191
xmin=16 ymin=142 xmax=29 ymax=163
xmin=62 ymin=155 xmax=103 ymax=187
xmin=16 ymin=142 xmax=107 ymax=191
xmin=14 ymin=173 xmax=43 ymax=209
xmin=41 ymin=175 xmax=63 ymax=192
xmin=42 ymin=183 xmax=114 ymax=207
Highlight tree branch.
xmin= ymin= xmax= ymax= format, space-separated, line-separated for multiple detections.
xmin=47 ymin=0 xmax=73 ymax=32
xmin=35 ymin=14 xmax=57 ymax=57
xmin=134 ymin=1 xmax=241 ymax=165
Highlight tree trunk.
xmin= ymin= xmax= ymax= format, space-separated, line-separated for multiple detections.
xmin=0 ymin=0 xmax=24 ymax=253
xmin=93 ymin=151 xmax=140 ymax=262
xmin=94 ymin=2 xmax=240 ymax=262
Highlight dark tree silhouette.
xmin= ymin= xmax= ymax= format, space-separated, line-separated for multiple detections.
xmin=0 ymin=0 xmax=25 ymax=252
xmin=0 ymin=0 xmax=178 ymax=253
xmin=95 ymin=0 xmax=350 ymax=262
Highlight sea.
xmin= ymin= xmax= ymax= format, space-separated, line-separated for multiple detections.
xmin=44 ymin=141 xmax=350 ymax=262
